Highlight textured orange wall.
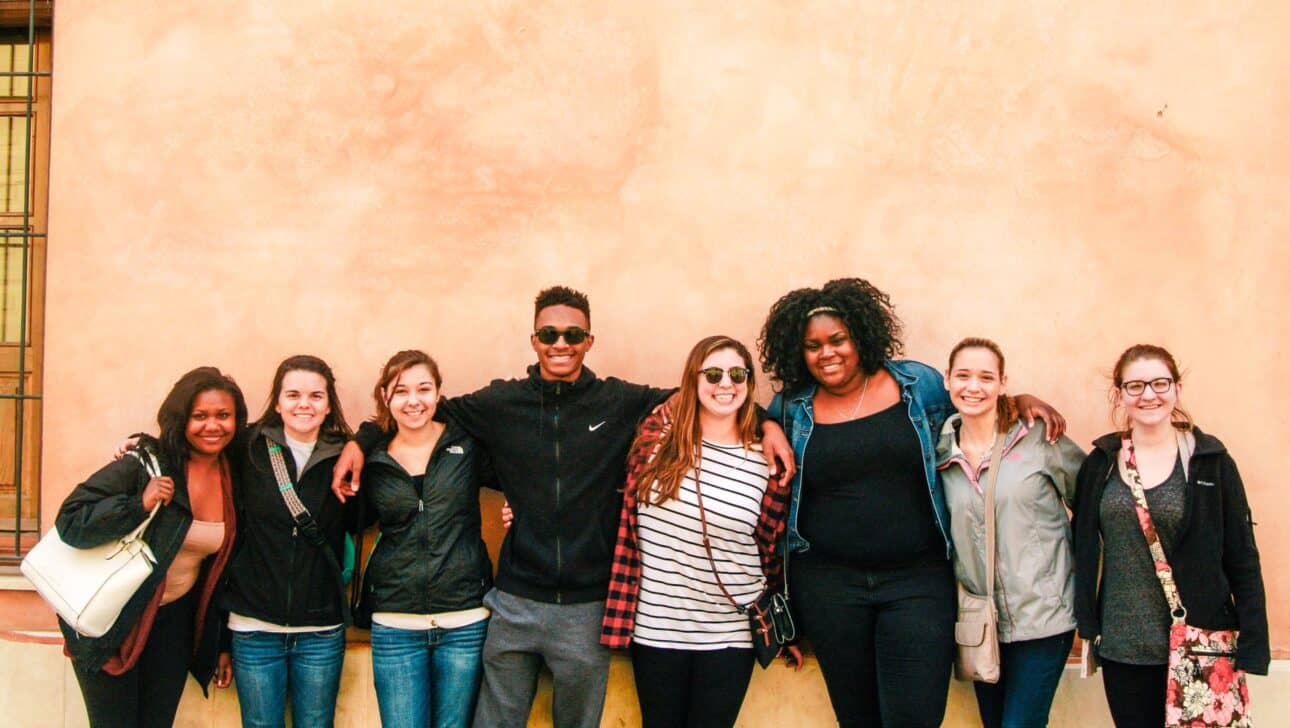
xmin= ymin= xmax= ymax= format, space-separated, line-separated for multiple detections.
xmin=42 ymin=1 xmax=1287 ymax=650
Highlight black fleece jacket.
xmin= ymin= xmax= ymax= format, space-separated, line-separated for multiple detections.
xmin=219 ymin=424 xmax=354 ymax=627
xmin=1072 ymin=427 xmax=1268 ymax=674
xmin=357 ymin=365 xmax=671 ymax=604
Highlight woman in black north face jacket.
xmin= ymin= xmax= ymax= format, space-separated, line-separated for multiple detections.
xmin=350 ymin=350 xmax=494 ymax=728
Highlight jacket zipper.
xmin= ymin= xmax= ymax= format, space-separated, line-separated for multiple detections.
xmin=418 ymin=465 xmax=430 ymax=614
xmin=553 ymin=382 xmax=563 ymax=603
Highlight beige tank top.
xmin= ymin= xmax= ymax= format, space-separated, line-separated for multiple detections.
xmin=161 ymin=520 xmax=225 ymax=605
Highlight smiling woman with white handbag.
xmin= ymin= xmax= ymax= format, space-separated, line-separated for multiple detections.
xmin=48 ymin=367 xmax=247 ymax=728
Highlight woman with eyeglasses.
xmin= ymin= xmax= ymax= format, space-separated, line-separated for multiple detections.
xmin=602 ymin=335 xmax=802 ymax=728
xmin=344 ymin=350 xmax=494 ymax=728
xmin=1072 ymin=344 xmax=1267 ymax=726
xmin=936 ymin=338 xmax=1084 ymax=728
xmin=758 ymin=279 xmax=1065 ymax=727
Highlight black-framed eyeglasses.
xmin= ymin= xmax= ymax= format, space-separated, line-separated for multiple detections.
xmin=1120 ymin=377 xmax=1174 ymax=396
xmin=699 ymin=367 xmax=751 ymax=385
xmin=533 ymin=326 xmax=590 ymax=345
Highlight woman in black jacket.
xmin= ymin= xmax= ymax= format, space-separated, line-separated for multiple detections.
xmin=346 ymin=350 xmax=493 ymax=728
xmin=220 ymin=355 xmax=355 ymax=728
xmin=58 ymin=366 xmax=247 ymax=728
xmin=1073 ymin=344 xmax=1267 ymax=726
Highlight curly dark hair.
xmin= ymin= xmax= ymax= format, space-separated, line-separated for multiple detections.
xmin=757 ymin=278 xmax=904 ymax=392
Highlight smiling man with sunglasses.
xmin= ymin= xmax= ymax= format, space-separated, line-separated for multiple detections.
xmin=333 ymin=285 xmax=794 ymax=727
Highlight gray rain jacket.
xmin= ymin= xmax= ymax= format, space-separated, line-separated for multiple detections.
xmin=936 ymin=418 xmax=1085 ymax=643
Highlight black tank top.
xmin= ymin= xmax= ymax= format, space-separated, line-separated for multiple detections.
xmin=798 ymin=401 xmax=943 ymax=567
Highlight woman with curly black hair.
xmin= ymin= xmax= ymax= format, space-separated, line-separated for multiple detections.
xmin=759 ymin=278 xmax=1064 ymax=727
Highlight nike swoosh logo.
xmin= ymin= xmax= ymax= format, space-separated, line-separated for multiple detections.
xmin=589 ymin=421 xmax=606 ymax=432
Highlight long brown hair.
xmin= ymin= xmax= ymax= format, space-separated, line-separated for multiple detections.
xmin=947 ymin=337 xmax=1018 ymax=434
xmin=1110 ymin=343 xmax=1193 ymax=433
xmin=632 ymin=336 xmax=761 ymax=505
xmin=371 ymin=350 xmax=442 ymax=432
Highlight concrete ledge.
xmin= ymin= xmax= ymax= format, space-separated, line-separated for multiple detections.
xmin=0 ymin=574 xmax=35 ymax=590
xmin=1 ymin=635 xmax=1288 ymax=727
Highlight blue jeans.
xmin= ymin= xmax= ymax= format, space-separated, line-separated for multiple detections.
xmin=230 ymin=625 xmax=347 ymax=728
xmin=973 ymin=630 xmax=1076 ymax=728
xmin=371 ymin=618 xmax=488 ymax=728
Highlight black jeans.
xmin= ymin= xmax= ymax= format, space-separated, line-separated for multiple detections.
xmin=791 ymin=556 xmax=956 ymax=728
xmin=72 ymin=590 xmax=196 ymax=728
xmin=1100 ymin=658 xmax=1166 ymax=727
xmin=629 ymin=642 xmax=755 ymax=728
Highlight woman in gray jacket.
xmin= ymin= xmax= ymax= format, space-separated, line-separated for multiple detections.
xmin=936 ymin=338 xmax=1085 ymax=728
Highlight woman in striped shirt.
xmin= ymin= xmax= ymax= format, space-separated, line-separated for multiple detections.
xmin=602 ymin=335 xmax=801 ymax=728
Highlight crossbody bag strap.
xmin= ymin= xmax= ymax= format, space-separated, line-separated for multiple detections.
xmin=266 ymin=440 xmax=352 ymax=624
xmin=1120 ymin=436 xmax=1187 ymax=622
xmin=982 ymin=432 xmax=1006 ymax=607
xmin=693 ymin=460 xmax=756 ymax=613
xmin=267 ymin=442 xmax=313 ymax=523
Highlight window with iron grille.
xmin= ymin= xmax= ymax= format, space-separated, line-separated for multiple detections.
xmin=0 ymin=0 xmax=51 ymax=564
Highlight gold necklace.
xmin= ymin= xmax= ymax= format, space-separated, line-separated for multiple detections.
xmin=844 ymin=374 xmax=871 ymax=420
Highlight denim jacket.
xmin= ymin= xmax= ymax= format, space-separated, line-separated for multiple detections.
xmin=769 ymin=359 xmax=956 ymax=558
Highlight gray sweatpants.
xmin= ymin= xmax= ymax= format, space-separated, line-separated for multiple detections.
xmin=471 ymin=588 xmax=611 ymax=728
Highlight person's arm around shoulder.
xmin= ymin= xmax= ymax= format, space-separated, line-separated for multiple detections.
xmin=1217 ymin=452 xmax=1269 ymax=675
xmin=1013 ymin=393 xmax=1067 ymax=442
xmin=1042 ymin=425 xmax=1087 ymax=508
xmin=55 ymin=455 xmax=163 ymax=548
xmin=436 ymin=381 xmax=508 ymax=443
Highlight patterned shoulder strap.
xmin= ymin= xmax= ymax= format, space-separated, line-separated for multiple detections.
xmin=266 ymin=441 xmax=311 ymax=520
xmin=1120 ymin=437 xmax=1187 ymax=623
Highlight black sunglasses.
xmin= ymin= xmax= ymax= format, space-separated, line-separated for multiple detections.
xmin=699 ymin=366 xmax=751 ymax=385
xmin=533 ymin=326 xmax=590 ymax=345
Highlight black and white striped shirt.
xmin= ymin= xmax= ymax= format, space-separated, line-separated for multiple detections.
xmin=632 ymin=441 xmax=769 ymax=650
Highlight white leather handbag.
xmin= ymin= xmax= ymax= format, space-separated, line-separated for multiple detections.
xmin=21 ymin=449 xmax=164 ymax=638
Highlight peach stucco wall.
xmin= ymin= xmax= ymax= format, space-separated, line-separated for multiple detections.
xmin=40 ymin=0 xmax=1288 ymax=660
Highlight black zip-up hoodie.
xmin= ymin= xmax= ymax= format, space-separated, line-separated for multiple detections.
xmin=1072 ymin=427 xmax=1268 ymax=674
xmin=357 ymin=365 xmax=671 ymax=604
xmin=359 ymin=420 xmax=493 ymax=613
xmin=219 ymin=424 xmax=353 ymax=627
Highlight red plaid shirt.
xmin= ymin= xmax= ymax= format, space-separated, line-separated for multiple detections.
xmin=600 ymin=412 xmax=792 ymax=649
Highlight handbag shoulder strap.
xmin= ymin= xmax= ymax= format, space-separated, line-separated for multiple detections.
xmin=982 ymin=432 xmax=1006 ymax=605
xmin=1120 ymin=435 xmax=1187 ymax=622
xmin=693 ymin=459 xmax=755 ymax=612
xmin=267 ymin=441 xmax=313 ymax=523
xmin=122 ymin=448 xmax=164 ymax=542
xmin=267 ymin=440 xmax=353 ymax=623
